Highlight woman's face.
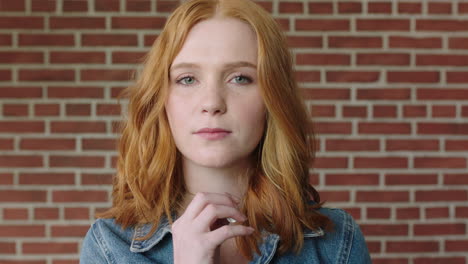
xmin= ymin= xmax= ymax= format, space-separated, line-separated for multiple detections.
xmin=165 ymin=17 xmax=266 ymax=169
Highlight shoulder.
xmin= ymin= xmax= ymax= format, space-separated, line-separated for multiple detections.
xmin=314 ymin=207 xmax=372 ymax=264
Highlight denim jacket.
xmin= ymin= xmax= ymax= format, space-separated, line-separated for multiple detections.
xmin=79 ymin=206 xmax=371 ymax=263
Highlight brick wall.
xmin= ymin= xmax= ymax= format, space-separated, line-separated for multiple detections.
xmin=0 ymin=0 xmax=467 ymax=263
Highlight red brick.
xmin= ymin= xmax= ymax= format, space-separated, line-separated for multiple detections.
xmin=449 ymin=37 xmax=468 ymax=49
xmin=357 ymin=19 xmax=409 ymax=31
xmin=49 ymin=156 xmax=105 ymax=168
xmin=414 ymin=223 xmax=465 ymax=236
xmin=34 ymin=104 xmax=59 ymax=116
xmin=112 ymin=17 xmax=166 ymax=29
xmin=50 ymin=51 xmax=105 ymax=64
xmin=317 ymin=190 xmax=350 ymax=202
xmin=95 ymin=0 xmax=119 ymax=11
xmin=308 ymin=2 xmax=333 ymax=14
xmin=418 ymin=88 xmax=468 ymax=100
xmin=446 ymin=140 xmax=468 ymax=151
xmin=0 ymin=190 xmax=46 ymax=202
xmin=0 ymin=173 xmax=13 ymax=185
xmin=19 ymin=173 xmax=75 ymax=185
xmin=456 ymin=207 xmax=468 ymax=218
xmin=367 ymin=208 xmax=391 ymax=219
xmin=390 ymin=36 xmax=442 ymax=49
xmin=50 ymin=17 xmax=105 ymax=29
xmin=445 ymin=240 xmax=468 ymax=252
xmin=398 ymin=2 xmax=421 ymax=14
xmin=386 ymin=140 xmax=439 ymax=151
xmin=417 ymin=54 xmax=468 ymax=66
xmin=144 ymin=34 xmax=158 ymax=46
xmin=432 ymin=105 xmax=456 ymax=117
xmin=428 ymin=2 xmax=452 ymax=14
xmin=368 ymin=2 xmax=392 ymax=14
xmin=0 ymin=139 xmax=13 ymax=150
xmin=357 ymin=53 xmax=410 ymax=65
xmin=447 ymin=71 xmax=468 ymax=83
xmin=426 ymin=207 xmax=449 ymax=219
xmin=0 ymin=52 xmax=43 ymax=63
xmin=297 ymin=53 xmax=350 ymax=65
xmin=112 ymin=51 xmax=146 ymax=64
xmin=385 ymin=173 xmax=438 ymax=185
xmin=82 ymin=138 xmax=117 ymax=150
xmin=296 ymin=19 xmax=349 ymax=31
xmin=81 ymin=173 xmax=113 ymax=185
xmin=313 ymin=157 xmax=348 ymax=169
xmin=96 ymin=104 xmax=121 ymax=116
xmin=312 ymin=121 xmax=352 ymax=134
xmin=48 ymin=86 xmax=104 ymax=99
xmin=0 ymin=121 xmax=44 ymax=133
xmin=66 ymin=104 xmax=91 ymax=116
xmin=418 ymin=122 xmax=468 ymax=135
xmin=387 ymin=241 xmax=439 ymax=253
xmin=460 ymin=3 xmax=468 ymax=13
xmin=19 ymin=34 xmax=74 ymax=46
xmin=416 ymin=190 xmax=467 ymax=201
xmin=357 ymin=88 xmax=410 ymax=100
xmin=0 ymin=69 xmax=11 ymax=80
xmin=417 ymin=19 xmax=468 ymax=31
xmin=326 ymin=139 xmax=379 ymax=151
xmin=403 ymin=105 xmax=427 ymax=117
xmin=338 ymin=2 xmax=361 ymax=13
xmin=126 ymin=0 xmax=151 ymax=11
xmin=0 ymin=242 xmax=15 ymax=253
xmin=50 ymin=121 xmax=106 ymax=133
xmin=82 ymin=34 xmax=138 ymax=46
xmin=300 ymin=88 xmax=349 ymax=100
xmin=64 ymin=208 xmax=89 ymax=220
xmin=388 ymin=71 xmax=439 ymax=83
xmin=0 ymin=16 xmax=43 ymax=29
xmin=0 ymin=33 xmax=12 ymax=46
xmin=397 ymin=207 xmax=420 ymax=220
xmin=3 ymin=104 xmax=28 ymax=116
xmin=81 ymin=69 xmax=134 ymax=81
xmin=328 ymin=36 xmax=382 ymax=49
xmin=327 ymin=71 xmax=379 ymax=83
xmin=357 ymin=191 xmax=409 ymax=202
xmin=279 ymin=2 xmax=303 ymax=13
xmin=342 ymin=105 xmax=367 ymax=117
xmin=0 ymin=87 xmax=42 ymax=98
xmin=444 ymin=173 xmax=468 ymax=184
xmin=31 ymin=0 xmax=56 ymax=11
xmin=373 ymin=105 xmax=397 ymax=118
xmin=287 ymin=36 xmax=322 ymax=48
xmin=0 ymin=0 xmax=25 ymax=11
xmin=156 ymin=0 xmax=178 ymax=12
xmin=0 ymin=225 xmax=45 ymax=237
xmin=20 ymin=138 xmax=75 ymax=150
xmin=354 ymin=157 xmax=408 ymax=169
xmin=414 ymin=257 xmax=465 ymax=264
xmin=23 ymin=242 xmax=77 ymax=254
xmin=3 ymin=208 xmax=28 ymax=220
xmin=361 ymin=224 xmax=408 ymax=236
xmin=310 ymin=105 xmax=335 ymax=117
xmin=325 ymin=173 xmax=379 ymax=185
xmin=34 ymin=208 xmax=59 ymax=220
xmin=63 ymin=0 xmax=87 ymax=11
xmin=0 ymin=155 xmax=42 ymax=167
xmin=414 ymin=157 xmax=466 ymax=169
xmin=359 ymin=122 xmax=411 ymax=134
xmin=51 ymin=225 xmax=89 ymax=237
xmin=19 ymin=69 xmax=74 ymax=82
xmin=53 ymin=190 xmax=108 ymax=202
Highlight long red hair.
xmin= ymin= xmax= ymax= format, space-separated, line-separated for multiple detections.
xmin=98 ymin=0 xmax=332 ymax=259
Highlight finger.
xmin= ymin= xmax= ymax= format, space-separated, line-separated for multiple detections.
xmin=205 ymin=225 xmax=255 ymax=248
xmin=194 ymin=204 xmax=247 ymax=231
xmin=183 ymin=192 xmax=239 ymax=220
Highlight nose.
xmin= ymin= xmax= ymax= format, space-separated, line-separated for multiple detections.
xmin=200 ymin=81 xmax=227 ymax=115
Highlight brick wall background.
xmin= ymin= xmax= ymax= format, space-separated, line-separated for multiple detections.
xmin=1 ymin=0 xmax=467 ymax=263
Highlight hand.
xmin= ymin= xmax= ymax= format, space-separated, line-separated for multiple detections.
xmin=172 ymin=192 xmax=254 ymax=264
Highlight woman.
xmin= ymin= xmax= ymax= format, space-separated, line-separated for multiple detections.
xmin=80 ymin=0 xmax=371 ymax=263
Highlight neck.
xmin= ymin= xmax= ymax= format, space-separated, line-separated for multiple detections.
xmin=177 ymin=158 xmax=252 ymax=215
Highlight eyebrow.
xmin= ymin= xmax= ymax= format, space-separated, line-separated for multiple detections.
xmin=170 ymin=61 xmax=257 ymax=72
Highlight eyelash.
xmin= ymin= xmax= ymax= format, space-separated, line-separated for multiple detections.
xmin=175 ymin=74 xmax=253 ymax=86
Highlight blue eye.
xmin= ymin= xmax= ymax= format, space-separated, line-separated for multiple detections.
xmin=232 ymin=75 xmax=252 ymax=84
xmin=176 ymin=76 xmax=195 ymax=85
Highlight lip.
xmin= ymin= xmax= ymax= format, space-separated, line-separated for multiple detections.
xmin=194 ymin=127 xmax=231 ymax=140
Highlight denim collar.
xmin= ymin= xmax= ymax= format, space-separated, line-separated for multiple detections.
xmin=130 ymin=212 xmax=324 ymax=263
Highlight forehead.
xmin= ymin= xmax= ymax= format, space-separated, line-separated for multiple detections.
xmin=171 ymin=17 xmax=258 ymax=67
